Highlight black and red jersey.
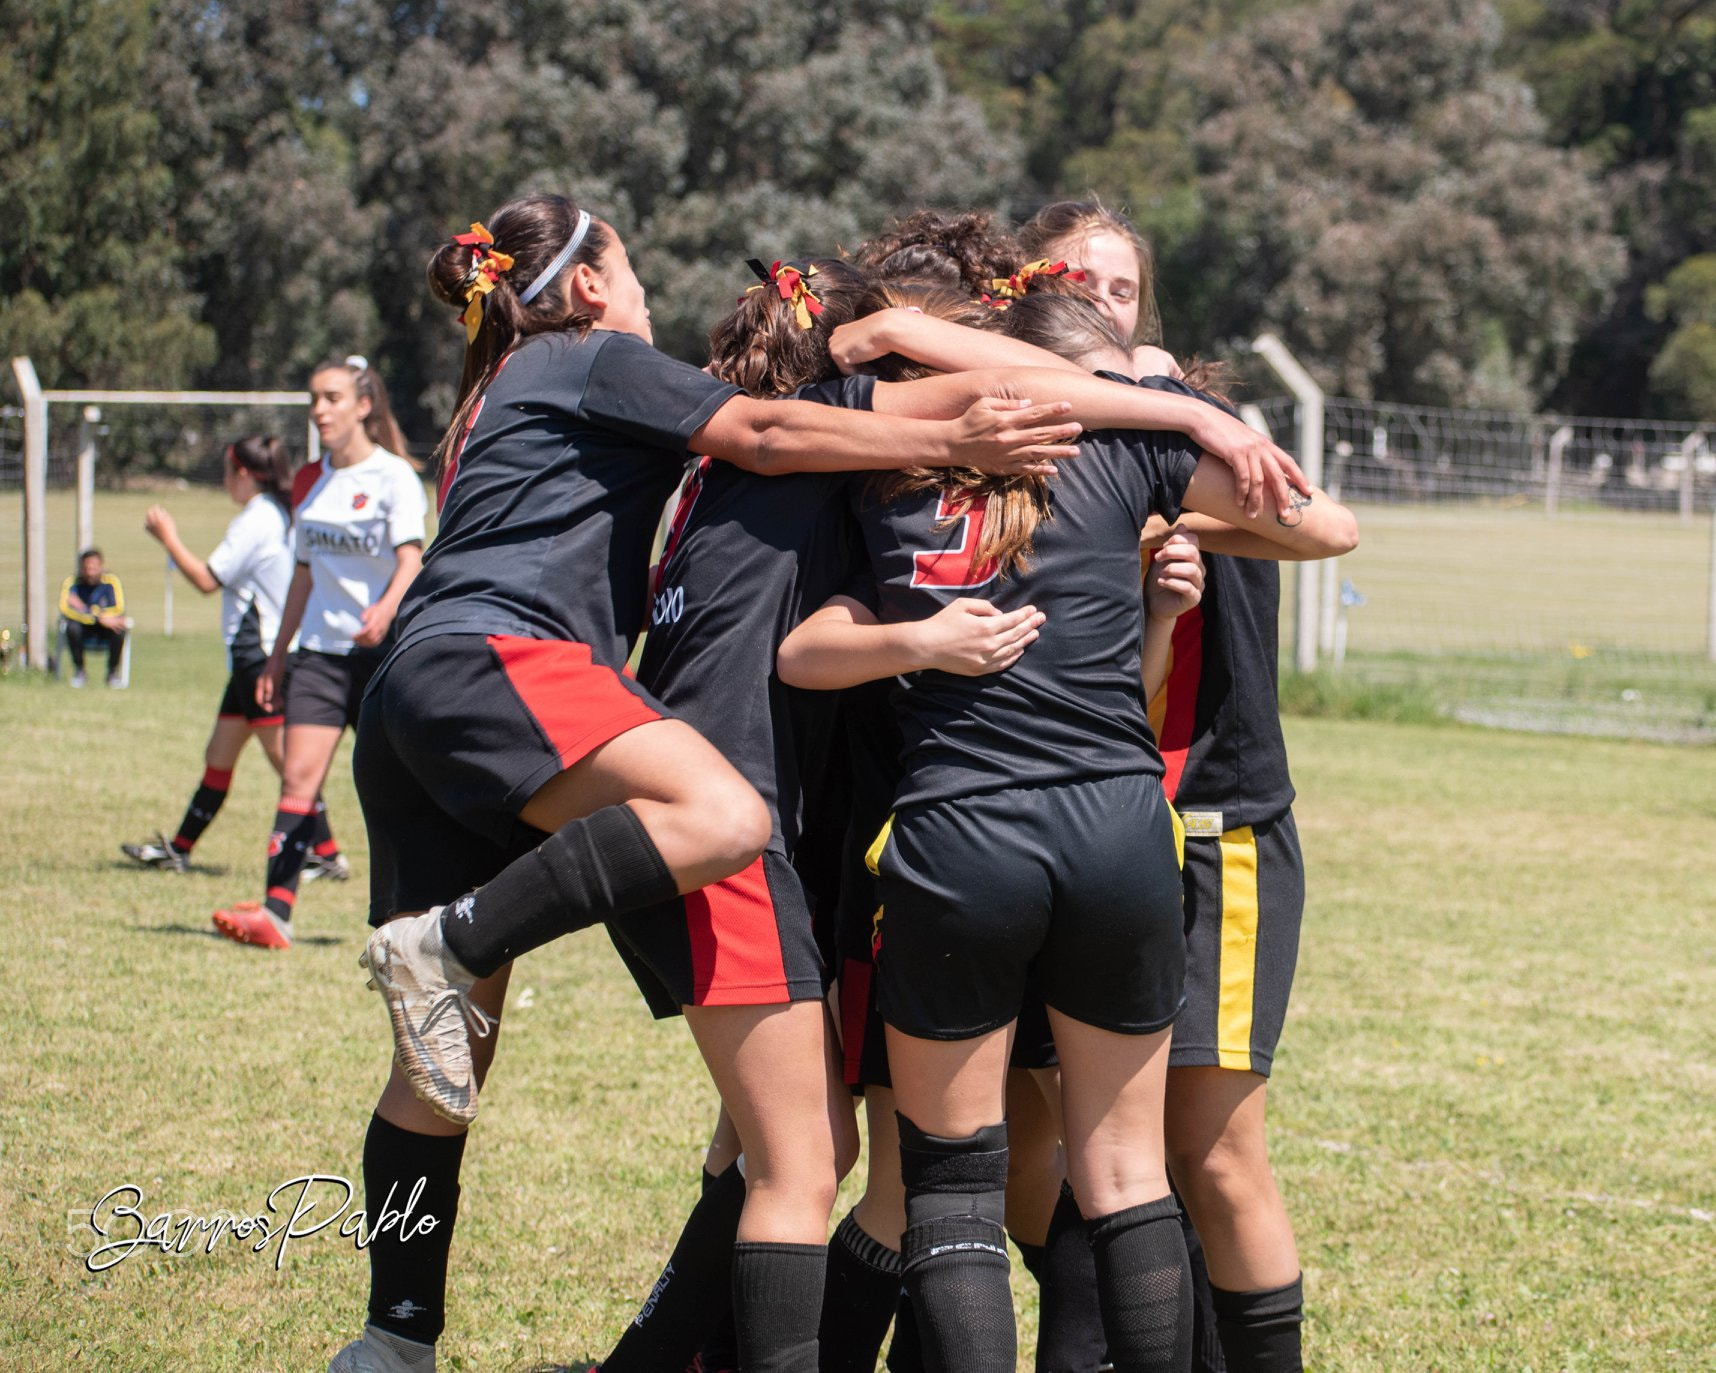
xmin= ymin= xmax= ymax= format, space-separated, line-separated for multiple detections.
xmin=635 ymin=376 xmax=874 ymax=848
xmin=391 ymin=329 xmax=741 ymax=669
xmin=854 ymin=424 xmax=1198 ymax=810
xmin=1130 ymin=376 xmax=1296 ymax=829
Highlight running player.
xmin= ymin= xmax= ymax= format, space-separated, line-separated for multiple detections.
xmin=121 ymin=437 xmax=298 ymax=873
xmin=1024 ymin=201 xmax=1320 ymax=1373
xmin=777 ymin=290 xmax=1352 ymax=1373
xmin=330 ymin=194 xmax=1086 ymax=1373
xmin=209 ymin=357 xmax=425 ymax=949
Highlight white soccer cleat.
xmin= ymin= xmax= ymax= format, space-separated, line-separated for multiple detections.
xmin=328 ymin=1324 xmax=437 ymax=1372
xmin=120 ymin=831 xmax=189 ymax=873
xmin=301 ymin=850 xmax=352 ymax=884
xmin=359 ymin=908 xmax=493 ymax=1126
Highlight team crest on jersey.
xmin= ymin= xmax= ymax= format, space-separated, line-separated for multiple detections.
xmin=352 ymin=492 xmax=370 ymax=511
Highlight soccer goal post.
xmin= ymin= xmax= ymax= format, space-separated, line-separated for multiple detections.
xmin=9 ymin=356 xmax=315 ymax=670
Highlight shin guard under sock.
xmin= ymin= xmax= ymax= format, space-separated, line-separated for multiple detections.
xmin=1210 ymin=1276 xmax=1303 ymax=1373
xmin=818 ymin=1210 xmax=903 ymax=1373
xmin=1177 ymin=1189 xmax=1227 ymax=1373
xmin=441 ymin=803 xmax=677 ymax=978
xmin=885 ymin=1288 xmax=924 ymax=1373
xmin=603 ymin=1164 xmax=747 ymax=1373
xmin=363 ymin=1114 xmax=466 ymax=1345
xmin=1034 ymin=1181 xmax=1107 ymax=1373
xmin=172 ymin=767 xmax=232 ymax=854
xmin=264 ymin=798 xmax=318 ymax=920
xmin=732 ymin=1241 xmax=826 ymax=1373
xmin=898 ymin=1116 xmax=1014 ymax=1373
xmin=1086 ymin=1196 xmax=1192 ymax=1373
xmin=695 ymin=1165 xmax=742 ymax=1373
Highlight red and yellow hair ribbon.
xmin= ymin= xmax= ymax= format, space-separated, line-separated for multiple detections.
xmin=987 ymin=258 xmax=1085 ymax=302
xmin=746 ymin=258 xmax=824 ymax=330
xmin=453 ymin=222 xmax=515 ymax=344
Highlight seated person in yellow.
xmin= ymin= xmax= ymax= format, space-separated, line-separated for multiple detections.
xmin=59 ymin=548 xmax=127 ymax=687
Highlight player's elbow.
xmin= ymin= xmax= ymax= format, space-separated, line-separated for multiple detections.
xmin=1326 ymin=507 xmax=1359 ymax=556
xmin=775 ymin=637 xmax=817 ymax=689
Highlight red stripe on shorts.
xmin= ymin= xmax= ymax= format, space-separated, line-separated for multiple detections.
xmin=685 ymin=856 xmax=790 ymax=1006
xmin=488 ymin=636 xmax=662 ymax=767
xmin=840 ymin=956 xmax=875 ymax=1087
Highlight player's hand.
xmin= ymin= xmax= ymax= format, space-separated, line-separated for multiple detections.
xmin=950 ymin=397 xmax=1081 ymax=477
xmin=1144 ymin=530 xmax=1204 ymax=621
xmin=1190 ymin=406 xmax=1308 ymax=518
xmin=1131 ymin=345 xmax=1183 ymax=381
xmin=143 ymin=505 xmax=175 ymax=543
xmin=912 ymin=598 xmax=1045 ymax=677
xmin=352 ymin=601 xmax=393 ymax=649
xmin=256 ymin=655 xmax=286 ymax=712
xmin=828 ymin=312 xmax=902 ymax=375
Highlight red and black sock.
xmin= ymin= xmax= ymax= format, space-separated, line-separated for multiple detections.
xmin=441 ymin=803 xmax=677 ymax=978
xmin=1210 ymin=1276 xmax=1302 ymax=1373
xmin=818 ymin=1210 xmax=902 ymax=1373
xmin=172 ymin=766 xmax=232 ymax=855
xmin=310 ymin=795 xmax=340 ymax=861
xmin=363 ymin=1113 xmax=465 ymax=1346
xmin=1085 ymin=1195 xmax=1192 ymax=1373
xmin=263 ymin=797 xmax=317 ymax=921
xmin=732 ymin=1241 xmax=826 ymax=1373
xmin=602 ymin=1164 xmax=746 ymax=1373
xmin=1028 ymin=1180 xmax=1108 ymax=1373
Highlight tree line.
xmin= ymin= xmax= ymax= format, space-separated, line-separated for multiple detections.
xmin=2 ymin=0 xmax=1713 ymax=462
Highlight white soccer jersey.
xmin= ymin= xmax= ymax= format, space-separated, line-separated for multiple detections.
xmin=292 ymin=450 xmax=428 ymax=654
xmin=205 ymin=493 xmax=295 ymax=668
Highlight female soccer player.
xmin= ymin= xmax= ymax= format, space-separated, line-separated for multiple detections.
xmin=121 ymin=437 xmax=299 ymax=873
xmin=1025 ymin=202 xmax=1321 ymax=1373
xmin=210 ymin=358 xmax=426 ymax=949
xmin=777 ymin=289 xmax=1353 ymax=1373
xmin=331 ymin=196 xmax=1086 ymax=1373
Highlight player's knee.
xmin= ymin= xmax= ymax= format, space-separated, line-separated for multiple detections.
xmin=694 ymin=778 xmax=771 ymax=873
xmin=832 ymin=1103 xmax=862 ymax=1181
xmin=1167 ymin=1124 xmax=1271 ymax=1210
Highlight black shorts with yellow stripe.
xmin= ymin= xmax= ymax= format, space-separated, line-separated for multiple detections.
xmin=1169 ymin=809 xmax=1304 ymax=1077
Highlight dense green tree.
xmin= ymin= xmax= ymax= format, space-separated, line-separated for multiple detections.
xmin=0 ymin=0 xmax=214 ymax=389
xmin=1646 ymin=253 xmax=1716 ymax=418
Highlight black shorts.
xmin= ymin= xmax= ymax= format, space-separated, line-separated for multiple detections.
xmin=607 ymin=847 xmax=827 ymax=1018
xmin=353 ymin=632 xmax=669 ymax=926
xmin=1169 ymin=810 xmax=1304 ymax=1077
xmin=872 ymin=773 xmax=1185 ymax=1041
xmin=284 ymin=649 xmax=384 ymax=730
xmin=217 ymin=657 xmax=283 ymax=726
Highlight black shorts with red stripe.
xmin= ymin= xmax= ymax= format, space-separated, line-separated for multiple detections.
xmin=607 ymin=847 xmax=826 ymax=1019
xmin=352 ymin=631 xmax=668 ymax=925
xmin=217 ymin=657 xmax=283 ymax=726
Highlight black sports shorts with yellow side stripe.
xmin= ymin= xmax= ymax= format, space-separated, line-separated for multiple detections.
xmin=1169 ymin=809 xmax=1304 ymax=1077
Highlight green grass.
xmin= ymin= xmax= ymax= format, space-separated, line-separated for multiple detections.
xmin=4 ymin=632 xmax=1714 ymax=1369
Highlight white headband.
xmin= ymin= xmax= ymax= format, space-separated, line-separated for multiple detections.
xmin=519 ymin=210 xmax=592 ymax=305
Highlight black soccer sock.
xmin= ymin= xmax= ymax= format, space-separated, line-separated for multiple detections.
xmin=1032 ymin=1181 xmax=1107 ymax=1373
xmin=1210 ymin=1276 xmax=1302 ymax=1373
xmin=885 ymin=1287 xmax=924 ymax=1373
xmin=310 ymin=795 xmax=341 ymax=859
xmin=363 ymin=1113 xmax=466 ymax=1345
xmin=818 ymin=1210 xmax=903 ymax=1373
xmin=263 ymin=798 xmax=319 ymax=920
xmin=603 ymin=1164 xmax=747 ymax=1373
xmin=65 ymin=621 xmax=88 ymax=672
xmin=695 ymin=1164 xmax=742 ymax=1373
xmin=732 ymin=1241 xmax=826 ymax=1373
xmin=1177 ymin=1188 xmax=1226 ymax=1373
xmin=440 ymin=803 xmax=677 ymax=978
xmin=172 ymin=766 xmax=232 ymax=855
xmin=898 ymin=1115 xmax=1014 ymax=1373
xmin=1085 ymin=1196 xmax=1192 ymax=1373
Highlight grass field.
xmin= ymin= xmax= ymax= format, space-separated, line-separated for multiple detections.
xmin=4 ymin=488 xmax=1716 ymax=1370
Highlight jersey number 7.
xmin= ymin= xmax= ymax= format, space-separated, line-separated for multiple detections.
xmin=911 ymin=492 xmax=999 ymax=589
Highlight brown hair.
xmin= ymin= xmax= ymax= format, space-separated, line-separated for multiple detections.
xmin=706 ymin=259 xmax=871 ymax=398
xmin=849 ymin=280 xmax=1050 ymax=578
xmin=226 ymin=435 xmax=294 ymax=515
xmin=854 ymin=209 xmax=1023 ymax=299
xmin=1019 ymin=198 xmax=1163 ymax=347
xmin=308 ymin=356 xmax=411 ymax=462
xmin=1004 ymin=283 xmax=1233 ymax=401
xmin=425 ymin=193 xmax=613 ymax=478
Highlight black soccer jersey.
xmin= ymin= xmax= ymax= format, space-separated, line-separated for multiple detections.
xmin=854 ymin=425 xmax=1198 ymax=810
xmin=390 ymin=329 xmax=742 ymax=669
xmin=634 ymin=376 xmax=874 ymax=847
xmin=1129 ymin=377 xmax=1297 ymax=830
